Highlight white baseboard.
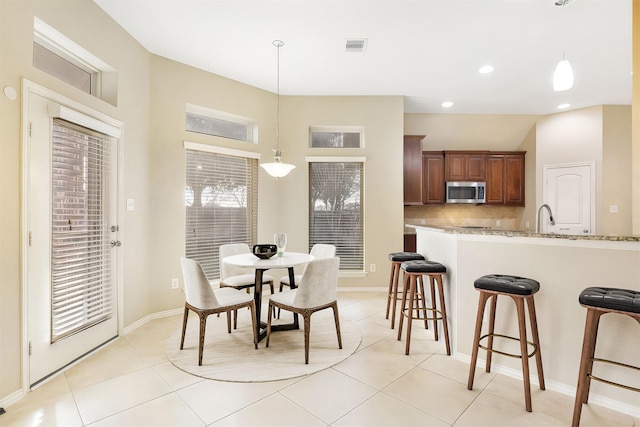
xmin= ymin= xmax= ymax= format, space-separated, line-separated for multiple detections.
xmin=123 ymin=307 xmax=183 ymax=335
xmin=0 ymin=389 xmax=25 ymax=413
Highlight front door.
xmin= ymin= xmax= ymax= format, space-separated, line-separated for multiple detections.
xmin=26 ymin=91 xmax=120 ymax=386
xmin=543 ymin=163 xmax=595 ymax=235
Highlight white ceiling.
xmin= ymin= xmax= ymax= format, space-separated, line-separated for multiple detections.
xmin=93 ymin=0 xmax=632 ymax=115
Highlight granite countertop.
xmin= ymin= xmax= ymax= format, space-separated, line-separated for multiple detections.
xmin=407 ymin=224 xmax=640 ymax=242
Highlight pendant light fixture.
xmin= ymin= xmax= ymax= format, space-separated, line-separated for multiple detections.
xmin=260 ymin=40 xmax=295 ymax=178
xmin=553 ymin=54 xmax=574 ymax=92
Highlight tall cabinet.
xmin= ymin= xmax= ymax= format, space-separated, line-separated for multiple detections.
xmin=486 ymin=152 xmax=526 ymax=206
xmin=403 ymin=135 xmax=425 ymax=205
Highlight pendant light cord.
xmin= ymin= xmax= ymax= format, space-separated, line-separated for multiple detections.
xmin=273 ymin=40 xmax=284 ymax=154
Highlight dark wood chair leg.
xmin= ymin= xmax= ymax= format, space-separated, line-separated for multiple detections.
xmin=198 ymin=312 xmax=207 ymax=366
xmin=266 ymin=301 xmax=274 ymax=347
xmin=514 ymin=296 xmax=533 ymax=412
xmin=249 ymin=302 xmax=258 ymax=349
xmin=436 ymin=274 xmax=451 ymax=355
xmin=526 ymin=295 xmax=545 ymax=390
xmin=572 ymin=308 xmax=601 ymax=427
xmin=332 ymin=302 xmax=342 ymax=349
xmin=485 ymin=293 xmax=498 ymax=373
xmin=397 ymin=272 xmax=410 ymax=340
xmin=386 ymin=262 xmax=397 ymax=320
xmin=390 ymin=263 xmax=402 ymax=329
xmin=180 ymin=306 xmax=189 ymax=350
xmin=405 ymin=274 xmax=417 ymax=355
xmin=428 ymin=275 xmax=439 ymax=340
xmin=468 ymin=291 xmax=491 ymax=390
xmin=303 ymin=312 xmax=311 ymax=364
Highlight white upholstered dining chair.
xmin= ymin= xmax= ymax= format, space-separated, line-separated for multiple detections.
xmin=219 ymin=243 xmax=275 ymax=293
xmin=266 ymin=256 xmax=342 ymax=364
xmin=180 ymin=257 xmax=257 ymax=366
xmin=278 ymin=243 xmax=336 ymax=291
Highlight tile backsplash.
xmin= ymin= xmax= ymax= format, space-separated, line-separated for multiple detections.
xmin=405 ymin=204 xmax=526 ymax=232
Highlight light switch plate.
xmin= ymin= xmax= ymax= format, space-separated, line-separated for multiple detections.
xmin=126 ymin=198 xmax=135 ymax=211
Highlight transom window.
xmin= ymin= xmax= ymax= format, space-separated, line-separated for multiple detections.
xmin=186 ymin=104 xmax=257 ymax=143
xmin=309 ymin=126 xmax=364 ymax=148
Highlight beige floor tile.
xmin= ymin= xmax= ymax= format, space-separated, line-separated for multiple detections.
xmin=211 ymin=393 xmax=326 ymax=427
xmin=73 ymin=367 xmax=172 ymax=424
xmin=279 ymin=368 xmax=377 ymax=424
xmin=176 ymin=378 xmax=297 ymax=425
xmin=64 ymin=337 xmax=148 ymax=391
xmin=0 ymin=392 xmax=82 ymax=427
xmin=454 ymin=387 xmax=564 ymax=427
xmin=333 ymin=392 xmax=451 ymax=427
xmin=152 ymin=361 xmax=204 ymax=391
xmin=354 ymin=315 xmax=398 ymax=350
xmin=338 ymin=298 xmax=386 ymax=323
xmin=384 ymin=367 xmax=478 ymax=425
xmin=421 ymin=353 xmax=496 ymax=389
xmin=333 ymin=342 xmax=416 ymax=389
xmin=8 ymin=373 xmax=71 ymax=411
xmin=86 ymin=393 xmax=204 ymax=427
xmin=125 ymin=317 xmax=179 ymax=366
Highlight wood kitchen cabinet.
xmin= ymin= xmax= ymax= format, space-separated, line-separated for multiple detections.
xmin=444 ymin=151 xmax=487 ymax=181
xmin=486 ymin=152 xmax=526 ymax=206
xmin=403 ymin=135 xmax=425 ymax=205
xmin=422 ymin=151 xmax=445 ymax=204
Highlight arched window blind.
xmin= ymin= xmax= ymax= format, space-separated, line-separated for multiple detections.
xmin=185 ymin=148 xmax=258 ymax=279
xmin=51 ymin=118 xmax=114 ymax=342
xmin=308 ymin=160 xmax=364 ymax=271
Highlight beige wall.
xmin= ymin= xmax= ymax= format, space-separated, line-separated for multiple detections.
xmin=603 ymin=105 xmax=633 ymax=236
xmin=633 ymin=0 xmax=640 ymax=235
xmin=0 ymin=0 xmax=151 ymax=401
xmin=280 ymin=96 xmax=405 ymax=287
xmin=536 ymin=106 xmax=633 ymax=236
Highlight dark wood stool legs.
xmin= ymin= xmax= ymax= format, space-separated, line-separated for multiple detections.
xmin=572 ymin=305 xmax=640 ymax=427
xmin=467 ymin=290 xmax=545 ymax=412
xmin=397 ymin=271 xmax=451 ymax=356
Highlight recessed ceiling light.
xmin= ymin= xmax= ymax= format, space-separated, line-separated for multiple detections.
xmin=558 ymin=103 xmax=570 ymax=109
xmin=478 ymin=65 xmax=494 ymax=74
xmin=442 ymin=101 xmax=453 ymax=108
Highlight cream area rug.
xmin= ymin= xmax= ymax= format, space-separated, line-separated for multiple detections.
xmin=166 ymin=310 xmax=362 ymax=382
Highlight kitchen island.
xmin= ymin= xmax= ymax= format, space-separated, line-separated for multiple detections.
xmin=409 ymin=225 xmax=640 ymax=416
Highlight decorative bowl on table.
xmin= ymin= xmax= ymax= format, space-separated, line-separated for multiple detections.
xmin=252 ymin=244 xmax=277 ymax=259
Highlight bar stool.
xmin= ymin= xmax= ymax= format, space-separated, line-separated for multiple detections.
xmin=467 ymin=274 xmax=545 ymax=412
xmin=397 ymin=260 xmax=451 ymax=356
xmin=386 ymin=252 xmax=425 ymax=329
xmin=572 ymin=287 xmax=640 ymax=427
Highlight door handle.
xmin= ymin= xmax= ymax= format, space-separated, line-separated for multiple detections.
xmin=110 ymin=240 xmax=122 ymax=247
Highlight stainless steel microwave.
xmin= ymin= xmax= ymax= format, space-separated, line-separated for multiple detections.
xmin=446 ymin=181 xmax=486 ymax=204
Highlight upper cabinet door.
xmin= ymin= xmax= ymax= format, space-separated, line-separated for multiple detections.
xmin=403 ymin=135 xmax=424 ymax=205
xmin=422 ymin=152 xmax=445 ymax=204
xmin=444 ymin=151 xmax=487 ymax=181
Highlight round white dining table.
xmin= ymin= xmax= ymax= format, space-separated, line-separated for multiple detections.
xmin=222 ymin=252 xmax=314 ymax=341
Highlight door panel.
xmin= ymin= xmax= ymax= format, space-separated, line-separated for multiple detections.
xmin=27 ymin=93 xmax=119 ymax=386
xmin=544 ymin=163 xmax=594 ymax=235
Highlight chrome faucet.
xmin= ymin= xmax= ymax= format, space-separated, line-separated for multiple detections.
xmin=535 ymin=203 xmax=556 ymax=233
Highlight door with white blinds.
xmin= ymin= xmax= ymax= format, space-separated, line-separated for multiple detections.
xmin=185 ymin=146 xmax=258 ymax=280
xmin=27 ymin=93 xmax=119 ymax=386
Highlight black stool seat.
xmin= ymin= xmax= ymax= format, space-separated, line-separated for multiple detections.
xmin=401 ymin=260 xmax=447 ymax=274
xmin=579 ymin=287 xmax=640 ymax=314
xmin=388 ymin=252 xmax=425 ymax=262
xmin=474 ymin=274 xmax=540 ymax=296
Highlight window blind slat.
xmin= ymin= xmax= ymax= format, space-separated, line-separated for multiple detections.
xmin=50 ymin=119 xmax=114 ymax=342
xmin=185 ymin=149 xmax=258 ymax=279
xmin=309 ymin=162 xmax=364 ymax=270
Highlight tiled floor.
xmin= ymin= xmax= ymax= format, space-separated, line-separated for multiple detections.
xmin=1 ymin=292 xmax=638 ymax=426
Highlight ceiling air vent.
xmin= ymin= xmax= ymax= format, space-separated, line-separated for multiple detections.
xmin=345 ymin=39 xmax=367 ymax=53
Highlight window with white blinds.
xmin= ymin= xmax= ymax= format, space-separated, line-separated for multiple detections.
xmin=309 ymin=160 xmax=364 ymax=271
xmin=185 ymin=148 xmax=258 ymax=279
xmin=51 ymin=119 xmax=114 ymax=342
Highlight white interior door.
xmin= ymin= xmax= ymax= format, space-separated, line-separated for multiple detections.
xmin=26 ymin=92 xmax=120 ymax=387
xmin=544 ymin=163 xmax=595 ymax=235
